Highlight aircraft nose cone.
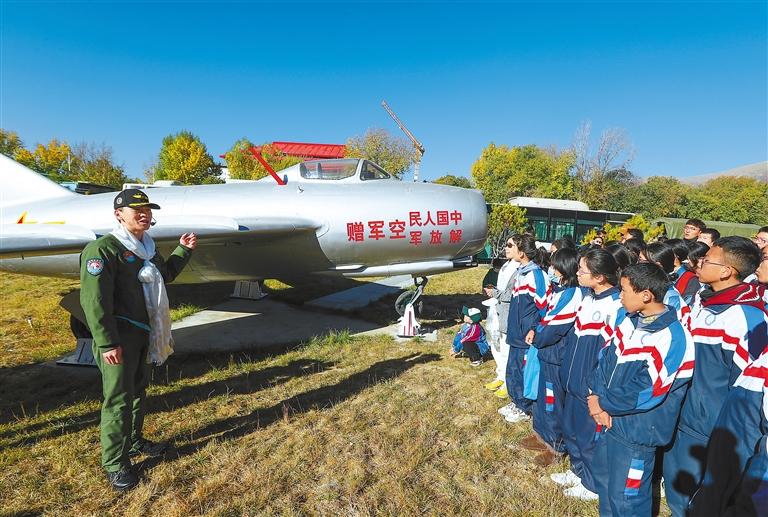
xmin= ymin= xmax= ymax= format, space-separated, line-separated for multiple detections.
xmin=464 ymin=189 xmax=489 ymax=255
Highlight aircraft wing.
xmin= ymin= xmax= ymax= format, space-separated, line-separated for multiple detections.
xmin=0 ymin=224 xmax=97 ymax=259
xmin=147 ymin=215 xmax=321 ymax=240
xmin=0 ymin=216 xmax=322 ymax=259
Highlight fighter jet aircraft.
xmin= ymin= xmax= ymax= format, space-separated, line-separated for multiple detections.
xmin=0 ymin=155 xmax=488 ymax=286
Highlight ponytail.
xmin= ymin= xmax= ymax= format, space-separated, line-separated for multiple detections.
xmin=583 ymin=249 xmax=620 ymax=287
xmin=512 ymin=234 xmax=545 ymax=266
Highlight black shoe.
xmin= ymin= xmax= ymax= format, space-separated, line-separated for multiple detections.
xmin=128 ymin=438 xmax=168 ymax=458
xmin=106 ymin=467 xmax=139 ymax=492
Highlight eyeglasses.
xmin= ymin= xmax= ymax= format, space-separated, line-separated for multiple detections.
xmin=506 ymin=242 xmax=514 ymax=248
xmin=700 ymin=257 xmax=740 ymax=276
xmin=753 ymin=236 xmax=768 ymax=245
xmin=576 ymin=268 xmax=591 ymax=276
xmin=684 ymin=225 xmax=699 ymax=231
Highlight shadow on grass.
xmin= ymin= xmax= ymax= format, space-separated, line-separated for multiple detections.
xmin=347 ymin=293 xmax=488 ymax=329
xmin=138 ymin=352 xmax=441 ymax=472
xmin=0 ymin=354 xmax=335 ymax=449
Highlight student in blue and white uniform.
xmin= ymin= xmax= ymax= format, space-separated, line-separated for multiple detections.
xmin=503 ymin=233 xmax=551 ymax=424
xmin=663 ymin=236 xmax=768 ymax=517
xmin=668 ymin=238 xmax=703 ymax=306
xmin=589 ymin=263 xmax=695 ymax=516
xmin=755 ymin=245 xmax=768 ymax=307
xmin=641 ymin=241 xmax=690 ymax=322
xmin=520 ymin=247 xmax=584 ymax=466
xmin=689 ymin=342 xmax=768 ymax=517
xmin=553 ymin=249 xmax=623 ymax=501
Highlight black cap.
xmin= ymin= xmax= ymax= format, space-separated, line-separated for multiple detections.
xmin=114 ymin=189 xmax=161 ymax=210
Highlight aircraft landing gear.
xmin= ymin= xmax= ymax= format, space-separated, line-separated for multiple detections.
xmin=70 ymin=314 xmax=92 ymax=339
xmin=396 ymin=276 xmax=428 ymax=337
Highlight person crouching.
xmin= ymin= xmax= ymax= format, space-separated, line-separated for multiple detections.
xmin=451 ymin=306 xmax=489 ymax=366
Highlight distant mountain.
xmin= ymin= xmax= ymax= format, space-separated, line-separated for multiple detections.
xmin=680 ymin=161 xmax=768 ymax=185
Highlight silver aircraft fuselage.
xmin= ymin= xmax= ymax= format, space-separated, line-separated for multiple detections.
xmin=0 ymin=159 xmax=488 ymax=283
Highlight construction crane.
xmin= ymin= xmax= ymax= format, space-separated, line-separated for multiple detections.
xmin=381 ymin=100 xmax=425 ymax=182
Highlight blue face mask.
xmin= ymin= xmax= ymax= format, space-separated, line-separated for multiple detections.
xmin=548 ymin=266 xmax=560 ymax=285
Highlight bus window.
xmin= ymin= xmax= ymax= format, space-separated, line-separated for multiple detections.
xmin=529 ymin=217 xmax=549 ymax=241
xmin=551 ymin=218 xmax=575 ymax=241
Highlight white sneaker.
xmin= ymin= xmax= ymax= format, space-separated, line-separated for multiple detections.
xmin=550 ymin=471 xmax=581 ymax=487
xmin=504 ymin=407 xmax=530 ymax=423
xmin=498 ymin=403 xmax=517 ymax=416
xmin=563 ymin=482 xmax=599 ymax=501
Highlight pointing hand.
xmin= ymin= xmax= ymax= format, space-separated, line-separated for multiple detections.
xmin=180 ymin=232 xmax=197 ymax=250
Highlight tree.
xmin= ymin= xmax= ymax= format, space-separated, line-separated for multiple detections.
xmin=345 ymin=128 xmax=416 ymax=179
xmin=223 ymin=138 xmax=260 ymax=180
xmin=486 ymin=204 xmax=528 ymax=258
xmin=155 ymin=130 xmax=221 ymax=184
xmin=620 ymin=176 xmax=691 ymax=219
xmin=581 ymin=214 xmax=666 ymax=244
xmin=571 ymin=121 xmax=637 ymax=210
xmin=433 ymin=174 xmax=473 ymax=188
xmin=470 ymin=143 xmax=576 ymax=204
xmin=71 ymin=142 xmax=128 ymax=188
xmin=223 ymin=138 xmax=303 ymax=181
xmin=0 ymin=129 xmax=23 ymax=157
xmin=685 ymin=176 xmax=768 ymax=225
xmin=13 ymin=138 xmax=74 ymax=181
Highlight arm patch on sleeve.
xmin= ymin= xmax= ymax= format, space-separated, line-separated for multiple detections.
xmin=86 ymin=258 xmax=105 ymax=276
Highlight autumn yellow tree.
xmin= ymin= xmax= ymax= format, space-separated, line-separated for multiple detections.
xmin=13 ymin=138 xmax=74 ymax=181
xmin=71 ymin=142 xmax=128 ymax=188
xmin=345 ymin=128 xmax=415 ymax=179
xmin=470 ymin=143 xmax=576 ymax=204
xmin=223 ymin=138 xmax=303 ymax=180
xmin=433 ymin=175 xmax=473 ymax=188
xmin=487 ymin=204 xmax=528 ymax=258
xmin=0 ymin=129 xmax=24 ymax=157
xmin=155 ymin=131 xmax=221 ymax=184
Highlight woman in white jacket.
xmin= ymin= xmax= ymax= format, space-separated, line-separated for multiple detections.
xmin=483 ymin=237 xmax=521 ymax=398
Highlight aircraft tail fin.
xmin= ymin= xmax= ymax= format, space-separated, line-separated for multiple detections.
xmin=0 ymin=153 xmax=75 ymax=210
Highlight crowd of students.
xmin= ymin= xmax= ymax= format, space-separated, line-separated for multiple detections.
xmin=454 ymin=221 xmax=768 ymax=516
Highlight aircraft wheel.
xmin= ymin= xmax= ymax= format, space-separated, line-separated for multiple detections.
xmin=395 ymin=291 xmax=423 ymax=317
xmin=70 ymin=315 xmax=92 ymax=339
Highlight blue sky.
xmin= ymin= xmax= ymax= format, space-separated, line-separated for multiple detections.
xmin=2 ymin=1 xmax=766 ymax=181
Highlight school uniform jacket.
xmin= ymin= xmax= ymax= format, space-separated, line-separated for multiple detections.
xmin=532 ymin=285 xmax=585 ymax=365
xmin=674 ymin=265 xmax=701 ymax=305
xmin=561 ymin=286 xmax=623 ymax=401
xmin=691 ymin=345 xmax=768 ymax=517
xmin=678 ymin=283 xmax=768 ymax=441
xmin=506 ymin=262 xmax=551 ymax=349
xmin=460 ymin=322 xmax=490 ymax=355
xmin=732 ymin=347 xmax=768 ymax=516
xmin=664 ymin=284 xmax=691 ymax=323
xmin=588 ymin=307 xmax=695 ymax=447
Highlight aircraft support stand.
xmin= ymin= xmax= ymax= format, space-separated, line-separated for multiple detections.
xmin=396 ymin=276 xmax=428 ymax=338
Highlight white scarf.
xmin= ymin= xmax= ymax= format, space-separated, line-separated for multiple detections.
xmin=496 ymin=259 xmax=520 ymax=291
xmin=110 ymin=224 xmax=173 ymax=365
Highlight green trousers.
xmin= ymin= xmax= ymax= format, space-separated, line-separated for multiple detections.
xmin=92 ymin=326 xmax=150 ymax=472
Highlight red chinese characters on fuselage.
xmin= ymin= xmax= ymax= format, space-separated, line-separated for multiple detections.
xmin=346 ymin=210 xmax=463 ymax=245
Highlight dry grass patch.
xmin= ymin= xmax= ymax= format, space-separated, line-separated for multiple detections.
xmin=0 ymin=268 xmax=666 ymax=515
xmin=0 ymin=328 xmax=606 ymax=516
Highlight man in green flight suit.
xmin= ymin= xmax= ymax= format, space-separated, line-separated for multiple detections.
xmin=80 ymin=188 xmax=197 ymax=491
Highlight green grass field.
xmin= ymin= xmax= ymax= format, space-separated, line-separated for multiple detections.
xmin=0 ymin=269 xmax=628 ymax=516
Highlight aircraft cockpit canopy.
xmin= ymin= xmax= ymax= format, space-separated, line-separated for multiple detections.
xmin=359 ymin=161 xmax=391 ymax=181
xmin=298 ymin=159 xmax=392 ymax=182
xmin=300 ymin=159 xmax=358 ymax=180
